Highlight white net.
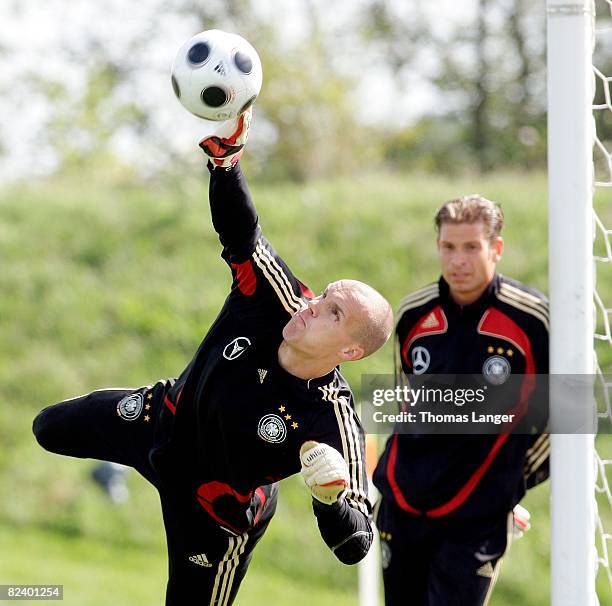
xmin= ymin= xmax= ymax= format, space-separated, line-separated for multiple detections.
xmin=594 ymin=0 xmax=612 ymax=596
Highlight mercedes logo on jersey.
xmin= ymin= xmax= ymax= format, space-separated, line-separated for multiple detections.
xmin=223 ymin=337 xmax=252 ymax=360
xmin=411 ymin=346 xmax=431 ymax=375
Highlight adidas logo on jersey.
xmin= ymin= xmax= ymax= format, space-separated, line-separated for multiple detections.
xmin=476 ymin=561 xmax=494 ymax=578
xmin=188 ymin=553 xmax=213 ymax=567
xmin=420 ymin=311 xmax=440 ymax=329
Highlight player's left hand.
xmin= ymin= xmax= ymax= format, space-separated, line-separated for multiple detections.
xmin=300 ymin=441 xmax=349 ymax=506
xmin=199 ymin=108 xmax=252 ymax=169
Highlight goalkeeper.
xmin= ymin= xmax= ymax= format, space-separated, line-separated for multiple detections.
xmin=33 ymin=111 xmax=393 ymax=606
xmin=373 ymin=195 xmax=549 ymax=606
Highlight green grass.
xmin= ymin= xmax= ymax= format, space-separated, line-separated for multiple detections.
xmin=0 ymin=167 xmax=610 ymax=605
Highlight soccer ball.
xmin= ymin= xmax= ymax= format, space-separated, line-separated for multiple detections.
xmin=171 ymin=29 xmax=263 ymax=121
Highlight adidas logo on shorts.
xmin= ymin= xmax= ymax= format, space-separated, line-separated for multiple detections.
xmin=188 ymin=553 xmax=213 ymax=568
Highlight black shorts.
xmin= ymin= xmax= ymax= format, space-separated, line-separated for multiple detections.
xmin=32 ymin=383 xmax=278 ymax=606
xmin=375 ymin=497 xmax=510 ymax=606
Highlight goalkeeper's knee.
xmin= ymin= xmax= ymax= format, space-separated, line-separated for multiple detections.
xmin=33 ymin=405 xmax=65 ymax=454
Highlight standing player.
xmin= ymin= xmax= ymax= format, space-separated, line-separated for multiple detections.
xmin=33 ymin=112 xmax=393 ymax=606
xmin=373 ymin=195 xmax=549 ymax=605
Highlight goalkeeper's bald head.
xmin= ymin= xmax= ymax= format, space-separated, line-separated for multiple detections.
xmin=343 ymin=279 xmax=393 ymax=359
xmin=280 ymin=279 xmax=392 ymax=377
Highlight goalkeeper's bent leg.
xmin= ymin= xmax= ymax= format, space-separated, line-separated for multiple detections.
xmin=32 ymin=382 xmax=170 ymax=484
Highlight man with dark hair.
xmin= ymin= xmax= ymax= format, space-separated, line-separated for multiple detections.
xmin=33 ymin=111 xmax=393 ymax=606
xmin=373 ymin=194 xmax=549 ymax=606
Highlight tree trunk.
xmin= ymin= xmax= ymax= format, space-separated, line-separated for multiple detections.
xmin=473 ymin=0 xmax=492 ymax=173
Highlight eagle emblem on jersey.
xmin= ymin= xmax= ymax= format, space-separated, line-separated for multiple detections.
xmin=257 ymin=414 xmax=287 ymax=443
xmin=482 ymin=355 xmax=511 ymax=385
xmin=117 ymin=393 xmax=144 ymax=421
xmin=223 ymin=336 xmax=252 ymax=360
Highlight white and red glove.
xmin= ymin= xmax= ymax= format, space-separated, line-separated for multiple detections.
xmin=300 ymin=441 xmax=349 ymax=506
xmin=512 ymin=504 xmax=531 ymax=539
xmin=198 ymin=108 xmax=252 ymax=169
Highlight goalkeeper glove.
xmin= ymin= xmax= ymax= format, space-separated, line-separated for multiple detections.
xmin=198 ymin=108 xmax=252 ymax=169
xmin=512 ymin=504 xmax=531 ymax=539
xmin=300 ymin=441 xmax=349 ymax=506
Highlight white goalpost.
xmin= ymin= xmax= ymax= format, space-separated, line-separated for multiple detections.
xmin=547 ymin=0 xmax=597 ymax=604
xmin=359 ymin=436 xmax=381 ymax=606
xmin=548 ymin=0 xmax=612 ymax=604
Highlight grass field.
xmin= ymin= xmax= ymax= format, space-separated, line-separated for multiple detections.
xmin=0 ymin=167 xmax=610 ymax=605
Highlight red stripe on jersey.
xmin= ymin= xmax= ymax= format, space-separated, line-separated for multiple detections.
xmin=164 ymin=395 xmax=176 ymax=415
xmin=387 ymin=433 xmax=512 ymax=519
xmin=478 ymin=306 xmax=536 ymax=420
xmin=252 ymin=487 xmax=267 ymax=526
xmin=424 ymin=308 xmax=536 ymax=517
xmin=401 ymin=306 xmax=448 ymax=369
xmin=196 ymin=481 xmax=253 ymax=534
xmin=390 ymin=306 xmax=538 ymax=518
xmin=477 ymin=308 xmax=535 ymax=372
xmin=425 ymin=434 xmax=509 ymax=518
xmin=231 ymin=260 xmax=257 ymax=296
xmin=386 ymin=434 xmax=422 ymax=515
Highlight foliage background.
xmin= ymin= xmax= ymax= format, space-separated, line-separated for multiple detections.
xmin=3 ymin=0 xmax=610 ymax=183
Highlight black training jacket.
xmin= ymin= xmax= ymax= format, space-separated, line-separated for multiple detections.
xmin=151 ymin=163 xmax=371 ymax=564
xmin=373 ymin=275 xmax=549 ymax=521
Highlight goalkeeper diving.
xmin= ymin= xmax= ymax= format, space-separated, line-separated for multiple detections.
xmin=33 ymin=109 xmax=393 ymax=605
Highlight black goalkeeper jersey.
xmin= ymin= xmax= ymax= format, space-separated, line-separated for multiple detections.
xmin=150 ymin=165 xmax=370 ymax=553
xmin=373 ymin=275 xmax=550 ymax=521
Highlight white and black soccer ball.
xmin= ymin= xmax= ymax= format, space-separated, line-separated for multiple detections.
xmin=171 ymin=29 xmax=263 ymax=121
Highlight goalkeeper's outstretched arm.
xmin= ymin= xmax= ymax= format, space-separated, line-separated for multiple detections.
xmin=204 ymin=110 xmax=261 ymax=263
xmin=207 ymin=160 xmax=260 ymax=263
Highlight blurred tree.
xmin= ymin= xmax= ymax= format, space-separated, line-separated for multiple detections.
xmin=471 ymin=0 xmax=493 ymax=172
xmin=47 ymin=58 xmax=149 ymax=172
xmin=359 ymin=0 xmax=547 ymax=173
xmin=496 ymin=0 xmax=547 ymax=169
xmin=1 ymin=0 xmax=555 ymax=181
xmin=359 ymin=0 xmax=428 ymax=74
xmin=40 ymin=0 xmax=374 ymax=182
xmin=18 ymin=1 xmax=162 ymax=178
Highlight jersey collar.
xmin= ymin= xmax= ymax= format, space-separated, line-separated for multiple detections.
xmin=438 ymin=274 xmax=500 ymax=317
xmin=274 ymin=363 xmax=337 ymax=391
